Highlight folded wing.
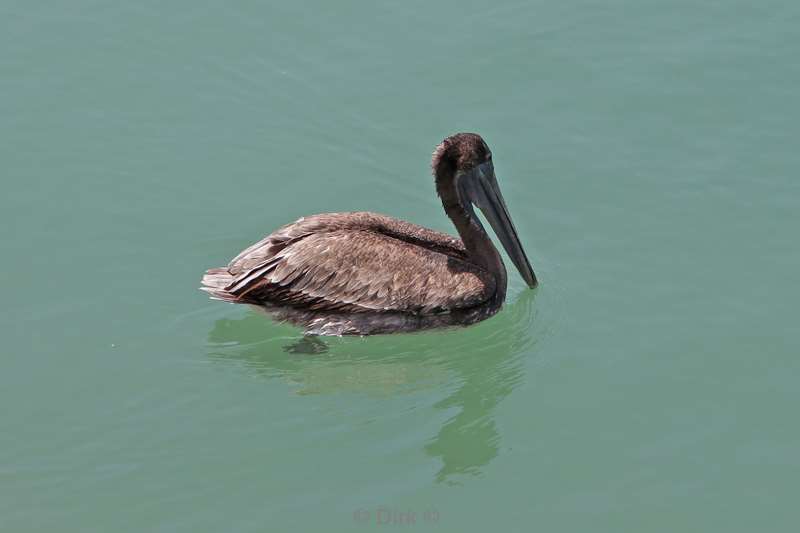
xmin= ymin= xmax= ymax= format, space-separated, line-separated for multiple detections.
xmin=223 ymin=226 xmax=494 ymax=314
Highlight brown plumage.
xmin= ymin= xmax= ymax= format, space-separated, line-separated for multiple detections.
xmin=201 ymin=133 xmax=537 ymax=335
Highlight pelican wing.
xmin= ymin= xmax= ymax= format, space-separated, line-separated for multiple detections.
xmin=223 ymin=227 xmax=495 ymax=314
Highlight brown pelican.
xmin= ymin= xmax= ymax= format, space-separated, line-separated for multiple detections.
xmin=201 ymin=133 xmax=537 ymax=335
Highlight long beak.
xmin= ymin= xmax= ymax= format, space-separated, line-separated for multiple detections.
xmin=463 ymin=162 xmax=538 ymax=288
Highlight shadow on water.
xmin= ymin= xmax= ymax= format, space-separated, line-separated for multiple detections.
xmin=207 ymin=289 xmax=539 ymax=483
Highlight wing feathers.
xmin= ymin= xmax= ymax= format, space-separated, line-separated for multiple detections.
xmin=216 ymin=212 xmax=494 ymax=314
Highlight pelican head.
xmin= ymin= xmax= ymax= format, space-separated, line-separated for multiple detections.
xmin=432 ymin=133 xmax=537 ymax=288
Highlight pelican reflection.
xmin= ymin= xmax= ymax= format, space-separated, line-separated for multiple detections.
xmin=206 ymin=290 xmax=537 ymax=482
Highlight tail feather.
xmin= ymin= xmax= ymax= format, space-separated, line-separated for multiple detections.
xmin=200 ymin=267 xmax=239 ymax=302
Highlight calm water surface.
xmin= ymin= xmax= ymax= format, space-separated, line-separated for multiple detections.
xmin=3 ymin=1 xmax=799 ymax=531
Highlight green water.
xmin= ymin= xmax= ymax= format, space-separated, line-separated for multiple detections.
xmin=3 ymin=1 xmax=799 ymax=531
